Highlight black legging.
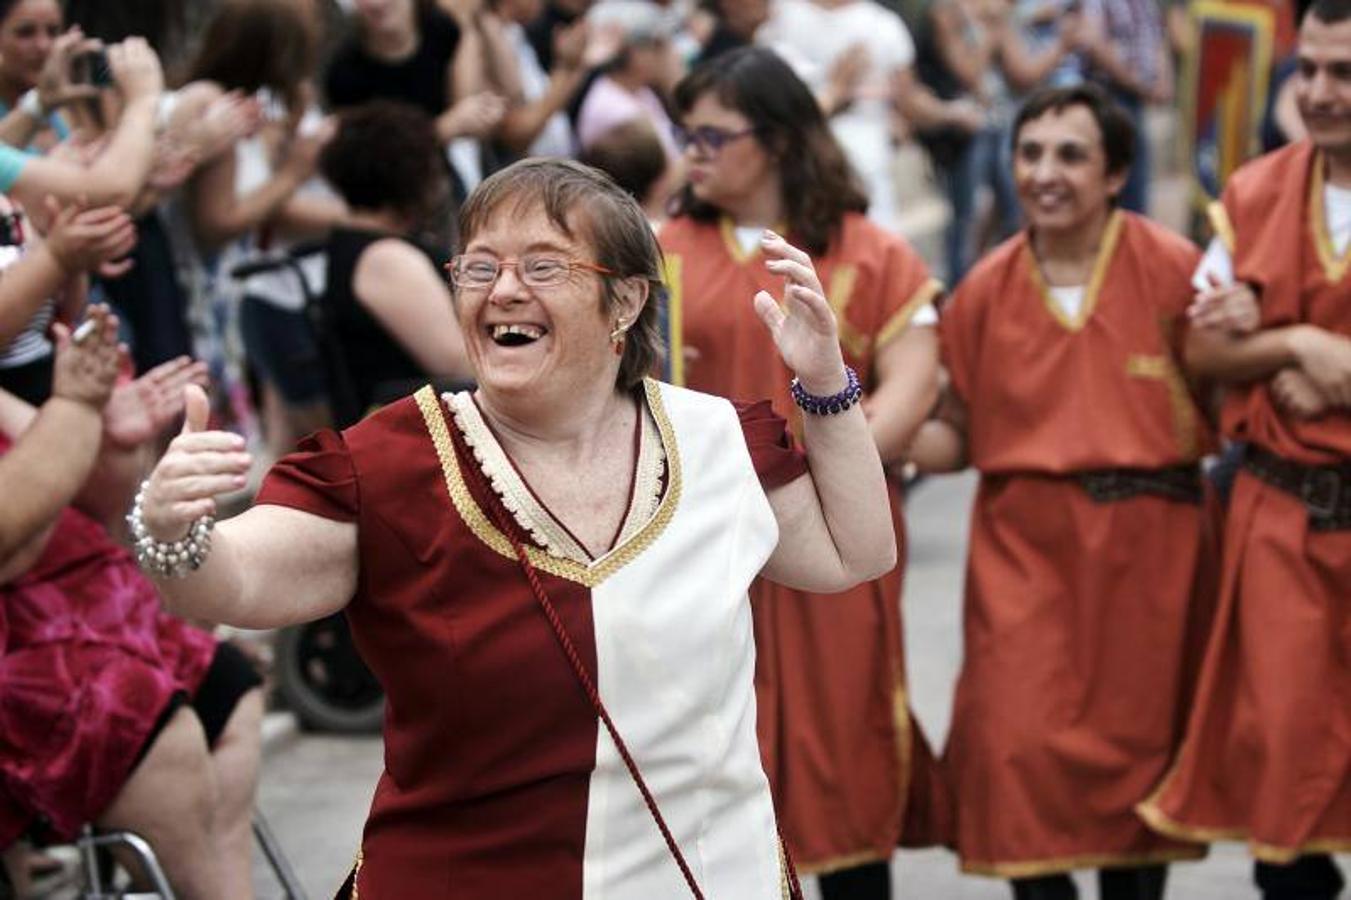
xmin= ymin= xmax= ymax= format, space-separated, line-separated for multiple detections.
xmin=1011 ymin=865 xmax=1168 ymax=900
xmin=819 ymin=860 xmax=890 ymax=900
xmin=1255 ymin=855 xmax=1345 ymax=900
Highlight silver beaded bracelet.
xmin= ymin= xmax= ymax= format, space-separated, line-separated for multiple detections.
xmin=127 ymin=480 xmax=215 ymax=578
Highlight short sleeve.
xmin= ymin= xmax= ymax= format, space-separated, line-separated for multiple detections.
xmin=0 ymin=145 xmax=30 ymax=193
xmin=255 ymin=429 xmax=359 ymax=523
xmin=735 ymin=400 xmax=809 ymax=490
xmin=876 ymin=9 xmax=915 ymax=71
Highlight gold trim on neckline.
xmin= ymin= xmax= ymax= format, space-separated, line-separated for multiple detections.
xmin=1309 ymin=153 xmax=1351 ymax=284
xmin=1025 ymin=211 xmax=1124 ymax=332
xmin=720 ymin=216 xmax=761 ymax=264
xmin=414 ymin=380 xmax=683 ymax=588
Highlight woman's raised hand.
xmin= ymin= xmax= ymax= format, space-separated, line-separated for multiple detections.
xmin=753 ymin=231 xmax=848 ymax=395
xmin=103 ymin=356 xmax=210 ymax=450
xmin=37 ymin=27 xmax=102 ymax=111
xmin=107 ymin=37 xmax=164 ymax=104
xmin=50 ymin=304 xmax=122 ymax=411
xmin=140 ymin=384 xmax=251 ymax=541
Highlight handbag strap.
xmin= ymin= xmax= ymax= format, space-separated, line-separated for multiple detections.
xmin=457 ymin=423 xmax=804 ymax=900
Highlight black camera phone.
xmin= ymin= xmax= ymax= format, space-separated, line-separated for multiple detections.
xmin=72 ymin=48 xmax=113 ymax=88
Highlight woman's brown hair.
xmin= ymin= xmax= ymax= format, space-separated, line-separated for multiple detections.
xmin=671 ymin=46 xmax=867 ymax=256
xmin=458 ymin=158 xmax=667 ymax=391
xmin=183 ymin=0 xmax=317 ymax=111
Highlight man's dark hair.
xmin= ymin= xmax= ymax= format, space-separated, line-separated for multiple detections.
xmin=671 ymin=46 xmax=868 ymax=256
xmin=321 ymin=101 xmax=446 ymax=224
xmin=1306 ymin=0 xmax=1351 ymax=24
xmin=1012 ymin=83 xmax=1138 ymax=179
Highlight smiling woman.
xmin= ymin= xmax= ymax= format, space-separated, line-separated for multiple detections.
xmin=130 ymin=157 xmax=898 ymax=898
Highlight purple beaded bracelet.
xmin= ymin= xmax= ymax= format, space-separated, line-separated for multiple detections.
xmin=790 ymin=366 xmax=862 ymax=415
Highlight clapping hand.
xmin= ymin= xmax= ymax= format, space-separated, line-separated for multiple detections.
xmin=50 ymin=304 xmax=122 ymax=411
xmin=37 ymin=28 xmax=102 ymax=111
xmin=103 ymin=356 xmax=210 ymax=450
xmin=753 ymin=232 xmax=847 ymax=396
xmin=43 ymin=196 xmax=137 ymax=276
xmin=139 ymin=385 xmax=251 ymax=541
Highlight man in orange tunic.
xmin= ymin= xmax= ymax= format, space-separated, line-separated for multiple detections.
xmin=1137 ymin=3 xmax=1351 ymax=896
xmin=914 ymin=85 xmax=1218 ymax=899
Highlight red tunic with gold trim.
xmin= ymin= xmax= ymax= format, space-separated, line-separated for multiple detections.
xmin=1138 ymin=141 xmax=1351 ymax=863
xmin=658 ymin=212 xmax=949 ymax=873
xmin=939 ymin=211 xmax=1218 ymax=877
xmin=256 ymin=380 xmax=811 ymax=899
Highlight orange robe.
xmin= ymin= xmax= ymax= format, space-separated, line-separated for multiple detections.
xmin=658 ymin=213 xmax=947 ymax=872
xmin=940 ymin=211 xmax=1218 ymax=877
xmin=1138 ymin=141 xmax=1351 ymax=862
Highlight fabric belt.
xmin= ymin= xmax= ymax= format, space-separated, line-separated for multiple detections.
xmin=1075 ymin=464 xmax=1204 ymax=505
xmin=1243 ymin=445 xmax=1351 ymax=532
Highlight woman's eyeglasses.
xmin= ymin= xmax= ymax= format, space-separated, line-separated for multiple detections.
xmin=446 ymin=254 xmax=615 ymax=290
xmin=672 ymin=124 xmax=758 ymax=156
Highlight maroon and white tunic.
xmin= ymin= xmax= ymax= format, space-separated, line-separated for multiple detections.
xmin=257 ymin=379 xmax=808 ymax=898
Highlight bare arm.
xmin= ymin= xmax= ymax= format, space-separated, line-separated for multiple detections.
xmin=157 ymin=504 xmax=357 ymax=628
xmin=7 ymin=39 xmax=164 ymax=211
xmin=894 ymin=65 xmax=983 ymax=134
xmin=0 ymin=306 xmax=120 ymax=562
xmin=493 ymin=20 xmax=587 ymax=154
xmin=906 ymin=378 xmax=969 ymax=473
xmin=931 ymin=3 xmax=992 ymax=94
xmin=353 ymin=238 xmax=473 ymax=379
xmin=186 ymin=122 xmax=329 ymax=253
xmin=751 ymin=234 xmax=896 ymax=592
xmin=867 ymin=324 xmax=940 ymax=465
xmin=997 ymin=18 xmax=1069 ymax=91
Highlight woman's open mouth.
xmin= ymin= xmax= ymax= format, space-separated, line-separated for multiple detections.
xmin=489 ymin=324 xmax=548 ymax=347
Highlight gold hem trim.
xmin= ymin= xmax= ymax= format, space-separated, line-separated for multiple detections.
xmin=876 ymin=278 xmax=944 ymax=348
xmin=414 ymin=381 xmax=683 ymax=588
xmin=797 ymin=848 xmax=894 ymax=877
xmin=1206 ymin=201 xmax=1236 ymax=254
xmin=1310 ymin=152 xmax=1351 ymax=283
xmin=661 ymin=253 xmax=685 ymax=386
xmin=960 ymin=846 xmax=1206 ymax=879
xmin=1025 ymin=211 xmax=1123 ymax=332
xmin=825 ymin=263 xmax=868 ymax=359
xmin=1137 ymin=797 xmax=1351 ymax=864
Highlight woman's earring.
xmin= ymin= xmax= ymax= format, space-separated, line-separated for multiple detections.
xmin=609 ymin=321 xmax=628 ymax=355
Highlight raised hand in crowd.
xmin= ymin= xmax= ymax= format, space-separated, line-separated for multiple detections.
xmin=106 ymin=36 xmax=164 ymax=106
xmin=34 ymin=27 xmax=101 ymax=112
xmin=821 ymin=43 xmax=871 ymax=115
xmin=554 ymin=19 xmax=590 ymax=72
xmin=438 ymin=91 xmax=507 ymax=142
xmin=103 ymin=356 xmax=210 ymax=451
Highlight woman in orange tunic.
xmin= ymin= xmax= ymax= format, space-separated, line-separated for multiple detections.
xmin=913 ymin=84 xmax=1218 ymax=899
xmin=658 ymin=48 xmax=946 ymax=899
xmin=1137 ymin=5 xmax=1351 ymax=896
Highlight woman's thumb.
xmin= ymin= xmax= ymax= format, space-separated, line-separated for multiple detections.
xmin=181 ymin=383 xmax=209 ymax=434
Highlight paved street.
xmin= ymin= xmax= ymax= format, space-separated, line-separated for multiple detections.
xmin=251 ymin=473 xmax=1344 ymax=899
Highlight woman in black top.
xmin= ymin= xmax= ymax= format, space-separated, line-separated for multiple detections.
xmin=317 ymin=101 xmax=472 ymax=427
xmin=324 ymin=0 xmax=503 ymax=201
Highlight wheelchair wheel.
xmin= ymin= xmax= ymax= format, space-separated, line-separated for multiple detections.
xmin=273 ymin=615 xmax=384 ymax=734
